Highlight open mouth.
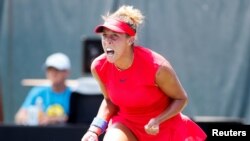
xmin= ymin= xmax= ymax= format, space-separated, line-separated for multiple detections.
xmin=106 ymin=48 xmax=114 ymax=55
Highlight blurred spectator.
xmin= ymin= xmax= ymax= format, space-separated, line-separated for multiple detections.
xmin=15 ymin=52 xmax=72 ymax=125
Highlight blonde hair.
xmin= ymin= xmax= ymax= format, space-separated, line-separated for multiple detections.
xmin=103 ymin=5 xmax=144 ymax=33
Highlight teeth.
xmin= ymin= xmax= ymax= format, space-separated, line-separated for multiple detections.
xmin=106 ymin=48 xmax=114 ymax=55
xmin=106 ymin=48 xmax=113 ymax=51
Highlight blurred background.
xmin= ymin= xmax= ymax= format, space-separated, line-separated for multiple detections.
xmin=0 ymin=0 xmax=250 ymax=124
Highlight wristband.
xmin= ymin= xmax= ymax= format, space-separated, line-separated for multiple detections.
xmin=90 ymin=117 xmax=108 ymax=134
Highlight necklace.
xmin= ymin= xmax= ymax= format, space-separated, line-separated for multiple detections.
xmin=113 ymin=50 xmax=135 ymax=83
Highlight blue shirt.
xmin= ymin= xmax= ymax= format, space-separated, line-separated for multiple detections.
xmin=21 ymin=86 xmax=72 ymax=115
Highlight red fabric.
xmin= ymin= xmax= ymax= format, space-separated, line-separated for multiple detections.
xmin=94 ymin=18 xmax=136 ymax=36
xmin=94 ymin=46 xmax=207 ymax=141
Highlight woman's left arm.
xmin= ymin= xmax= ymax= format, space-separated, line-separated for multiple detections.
xmin=145 ymin=61 xmax=188 ymax=135
xmin=154 ymin=61 xmax=188 ymax=123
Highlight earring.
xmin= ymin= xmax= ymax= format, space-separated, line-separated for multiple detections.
xmin=129 ymin=40 xmax=134 ymax=45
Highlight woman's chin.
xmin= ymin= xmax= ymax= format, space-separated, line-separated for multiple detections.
xmin=106 ymin=55 xmax=115 ymax=63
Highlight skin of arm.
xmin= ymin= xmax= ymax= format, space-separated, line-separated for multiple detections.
xmin=87 ymin=61 xmax=119 ymax=136
xmin=145 ymin=61 xmax=188 ymax=135
xmin=15 ymin=108 xmax=68 ymax=125
xmin=15 ymin=108 xmax=29 ymax=125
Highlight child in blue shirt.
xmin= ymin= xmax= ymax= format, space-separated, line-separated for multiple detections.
xmin=15 ymin=53 xmax=72 ymax=125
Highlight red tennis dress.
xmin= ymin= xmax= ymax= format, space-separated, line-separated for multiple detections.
xmin=94 ymin=46 xmax=207 ymax=141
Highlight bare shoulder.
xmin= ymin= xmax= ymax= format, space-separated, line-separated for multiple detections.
xmin=156 ymin=60 xmax=177 ymax=82
xmin=155 ymin=60 xmax=187 ymax=99
xmin=90 ymin=54 xmax=105 ymax=71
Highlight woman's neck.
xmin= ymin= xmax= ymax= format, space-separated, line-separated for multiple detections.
xmin=115 ymin=48 xmax=134 ymax=70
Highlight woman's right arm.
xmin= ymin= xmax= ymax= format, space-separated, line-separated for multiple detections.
xmin=81 ymin=63 xmax=118 ymax=141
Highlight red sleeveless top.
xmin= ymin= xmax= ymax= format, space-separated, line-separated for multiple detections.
xmin=94 ymin=46 xmax=207 ymax=140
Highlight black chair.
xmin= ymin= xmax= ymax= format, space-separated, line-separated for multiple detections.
xmin=68 ymin=92 xmax=103 ymax=125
